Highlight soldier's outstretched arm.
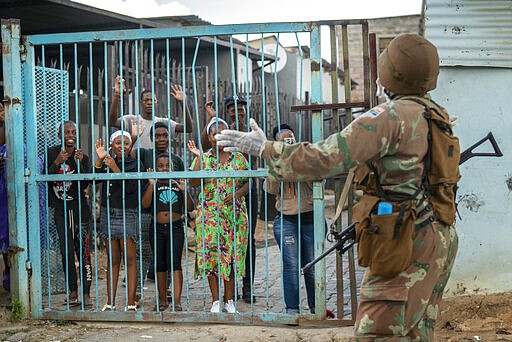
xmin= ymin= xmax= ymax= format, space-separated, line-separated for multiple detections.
xmin=216 ymin=109 xmax=400 ymax=182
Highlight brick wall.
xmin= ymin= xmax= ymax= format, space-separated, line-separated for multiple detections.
xmin=337 ymin=15 xmax=422 ymax=103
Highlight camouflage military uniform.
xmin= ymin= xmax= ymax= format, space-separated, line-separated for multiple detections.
xmin=262 ymin=97 xmax=458 ymax=341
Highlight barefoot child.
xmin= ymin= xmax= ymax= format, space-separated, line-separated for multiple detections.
xmin=141 ymin=153 xmax=193 ymax=311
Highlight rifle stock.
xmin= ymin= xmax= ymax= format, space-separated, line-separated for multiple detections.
xmin=459 ymin=132 xmax=503 ymax=165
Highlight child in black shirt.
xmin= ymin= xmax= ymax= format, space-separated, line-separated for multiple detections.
xmin=142 ymin=153 xmax=192 ymax=311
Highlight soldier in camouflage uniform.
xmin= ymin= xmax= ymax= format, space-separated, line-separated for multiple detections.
xmin=215 ymin=33 xmax=458 ymax=341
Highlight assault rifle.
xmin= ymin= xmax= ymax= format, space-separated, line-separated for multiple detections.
xmin=301 ymin=223 xmax=355 ymax=273
xmin=301 ymin=132 xmax=503 ymax=274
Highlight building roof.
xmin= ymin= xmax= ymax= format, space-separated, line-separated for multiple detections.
xmin=142 ymin=15 xmax=212 ymax=27
xmin=0 ymin=0 xmax=270 ymax=62
xmin=0 ymin=0 xmax=170 ymax=34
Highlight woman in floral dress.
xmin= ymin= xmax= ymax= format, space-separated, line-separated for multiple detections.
xmin=187 ymin=118 xmax=249 ymax=314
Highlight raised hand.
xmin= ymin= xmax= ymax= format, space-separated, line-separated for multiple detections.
xmin=130 ymin=119 xmax=145 ymax=139
xmin=114 ymin=75 xmax=125 ymax=96
xmin=95 ymin=139 xmax=108 ymax=160
xmin=187 ymin=140 xmax=201 ymax=157
xmin=205 ymin=101 xmax=217 ymax=122
xmin=173 ymin=178 xmax=186 ymax=191
xmin=170 ymin=84 xmax=185 ymax=103
xmin=147 ymin=168 xmax=156 ymax=184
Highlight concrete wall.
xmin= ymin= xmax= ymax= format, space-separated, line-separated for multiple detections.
xmin=431 ymin=67 xmax=512 ymax=296
xmin=425 ymin=0 xmax=512 ymax=295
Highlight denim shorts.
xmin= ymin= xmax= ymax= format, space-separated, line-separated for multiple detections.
xmin=99 ymin=207 xmax=139 ymax=242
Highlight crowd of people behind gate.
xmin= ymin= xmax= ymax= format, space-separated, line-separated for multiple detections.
xmin=1 ymin=75 xmax=321 ymax=315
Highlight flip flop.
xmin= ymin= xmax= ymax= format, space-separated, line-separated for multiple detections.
xmin=153 ymin=303 xmax=168 ymax=312
xmin=101 ymin=304 xmax=115 ymax=311
xmin=62 ymin=298 xmax=81 ymax=307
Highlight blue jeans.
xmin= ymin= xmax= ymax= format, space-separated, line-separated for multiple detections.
xmin=273 ymin=213 xmax=319 ymax=314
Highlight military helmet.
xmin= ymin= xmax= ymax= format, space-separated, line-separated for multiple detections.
xmin=378 ymin=33 xmax=439 ymax=95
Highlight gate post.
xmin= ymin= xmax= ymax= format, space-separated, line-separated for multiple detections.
xmin=23 ymin=37 xmax=42 ymax=317
xmin=1 ymin=19 xmax=30 ymax=317
xmin=310 ymin=24 xmax=326 ymax=319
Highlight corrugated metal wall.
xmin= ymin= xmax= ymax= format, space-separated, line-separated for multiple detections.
xmin=425 ymin=1 xmax=512 ymax=295
xmin=425 ymin=0 xmax=512 ymax=67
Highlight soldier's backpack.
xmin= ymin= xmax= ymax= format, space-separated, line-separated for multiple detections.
xmin=400 ymin=96 xmax=461 ymax=225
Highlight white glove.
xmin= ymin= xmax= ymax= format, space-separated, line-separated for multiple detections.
xmin=215 ymin=118 xmax=267 ymax=157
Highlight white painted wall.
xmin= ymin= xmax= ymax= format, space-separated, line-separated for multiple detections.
xmin=431 ymin=67 xmax=512 ymax=296
xmin=237 ymin=53 xmax=253 ymax=87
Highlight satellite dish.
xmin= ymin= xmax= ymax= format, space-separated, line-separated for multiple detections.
xmin=257 ymin=43 xmax=287 ymax=73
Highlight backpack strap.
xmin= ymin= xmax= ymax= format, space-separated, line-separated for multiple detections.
xmin=330 ymin=168 xmax=355 ymax=230
xmin=393 ymin=204 xmax=407 ymax=240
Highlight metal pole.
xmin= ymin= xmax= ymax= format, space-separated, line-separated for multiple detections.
xmin=1 ymin=18 xmax=30 ymax=317
xmin=329 ymin=24 xmax=346 ymax=317
xmin=369 ymin=33 xmax=378 ymax=108
xmin=341 ymin=22 xmax=358 ymax=320
xmin=310 ymin=24 xmax=326 ymax=319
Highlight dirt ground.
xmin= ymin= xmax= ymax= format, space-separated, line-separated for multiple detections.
xmin=1 ymin=290 xmax=512 ymax=341
xmin=435 ymin=292 xmax=512 ymax=341
xmin=1 ymin=200 xmax=511 ymax=340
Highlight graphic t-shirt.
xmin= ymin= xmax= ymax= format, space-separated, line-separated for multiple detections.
xmin=155 ymin=181 xmax=184 ymax=215
xmin=46 ymin=145 xmax=91 ymax=210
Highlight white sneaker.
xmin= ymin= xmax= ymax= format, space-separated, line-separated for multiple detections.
xmin=210 ymin=300 xmax=221 ymax=313
xmin=223 ymin=299 xmax=238 ymax=314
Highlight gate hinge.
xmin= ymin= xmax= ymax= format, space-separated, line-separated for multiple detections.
xmin=26 ymin=260 xmax=32 ymax=271
xmin=20 ymin=43 xmax=27 ymax=61
xmin=24 ymin=168 xmax=31 ymax=183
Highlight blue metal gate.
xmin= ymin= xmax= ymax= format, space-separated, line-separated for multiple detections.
xmin=2 ymin=18 xmax=375 ymax=325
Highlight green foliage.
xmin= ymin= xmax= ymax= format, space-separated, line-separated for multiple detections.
xmin=56 ymin=319 xmax=73 ymax=326
xmin=9 ymin=299 xmax=24 ymax=322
